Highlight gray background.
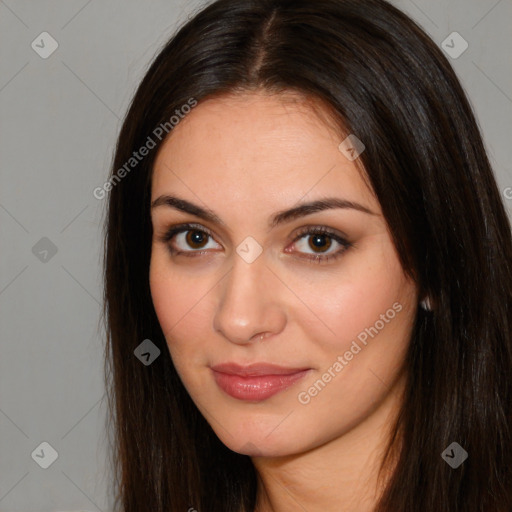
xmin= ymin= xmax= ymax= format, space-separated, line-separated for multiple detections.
xmin=0 ymin=1 xmax=510 ymax=511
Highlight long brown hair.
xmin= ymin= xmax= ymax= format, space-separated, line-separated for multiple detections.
xmin=102 ymin=0 xmax=512 ymax=510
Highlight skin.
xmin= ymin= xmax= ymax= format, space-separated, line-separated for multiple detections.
xmin=149 ymin=91 xmax=419 ymax=511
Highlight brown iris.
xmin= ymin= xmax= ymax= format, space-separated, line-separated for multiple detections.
xmin=186 ymin=230 xmax=209 ymax=249
xmin=308 ymin=233 xmax=332 ymax=253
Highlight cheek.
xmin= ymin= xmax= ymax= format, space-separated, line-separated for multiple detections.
xmin=292 ymin=239 xmax=416 ymax=415
xmin=149 ymin=249 xmax=214 ymax=367
xmin=294 ymin=235 xmax=413 ymax=355
xmin=149 ymin=256 xmax=177 ymax=338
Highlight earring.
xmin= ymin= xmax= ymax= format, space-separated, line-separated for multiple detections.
xmin=420 ymin=296 xmax=432 ymax=311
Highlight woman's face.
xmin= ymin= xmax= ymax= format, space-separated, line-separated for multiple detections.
xmin=149 ymin=91 xmax=418 ymax=456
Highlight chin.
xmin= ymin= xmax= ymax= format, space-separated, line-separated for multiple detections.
xmin=211 ymin=422 xmax=307 ymax=458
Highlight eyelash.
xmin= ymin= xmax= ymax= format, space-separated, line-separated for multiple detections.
xmin=158 ymin=222 xmax=352 ymax=264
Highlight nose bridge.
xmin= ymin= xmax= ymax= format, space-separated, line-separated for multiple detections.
xmin=213 ymin=250 xmax=286 ymax=344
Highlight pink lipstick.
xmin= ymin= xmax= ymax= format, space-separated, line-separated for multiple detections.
xmin=210 ymin=362 xmax=311 ymax=401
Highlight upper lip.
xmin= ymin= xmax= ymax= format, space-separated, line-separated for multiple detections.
xmin=210 ymin=362 xmax=310 ymax=377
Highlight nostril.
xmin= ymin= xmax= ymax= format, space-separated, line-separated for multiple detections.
xmin=249 ymin=331 xmax=271 ymax=343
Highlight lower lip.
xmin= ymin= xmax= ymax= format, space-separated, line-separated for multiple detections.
xmin=211 ymin=369 xmax=311 ymax=401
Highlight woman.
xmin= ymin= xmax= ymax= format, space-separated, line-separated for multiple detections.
xmin=102 ymin=0 xmax=512 ymax=510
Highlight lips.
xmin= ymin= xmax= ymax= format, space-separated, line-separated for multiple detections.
xmin=210 ymin=362 xmax=311 ymax=401
xmin=210 ymin=362 xmax=310 ymax=377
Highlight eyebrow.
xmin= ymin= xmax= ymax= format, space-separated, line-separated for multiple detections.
xmin=151 ymin=194 xmax=378 ymax=229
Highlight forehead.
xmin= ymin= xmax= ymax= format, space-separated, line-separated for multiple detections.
xmin=151 ymin=91 xmax=377 ymax=214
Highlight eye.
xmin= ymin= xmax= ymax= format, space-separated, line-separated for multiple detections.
xmin=288 ymin=226 xmax=352 ymax=264
xmin=160 ymin=223 xmax=221 ymax=257
xmin=158 ymin=223 xmax=352 ymax=263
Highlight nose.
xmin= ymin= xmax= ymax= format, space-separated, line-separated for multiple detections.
xmin=212 ymin=251 xmax=287 ymax=345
